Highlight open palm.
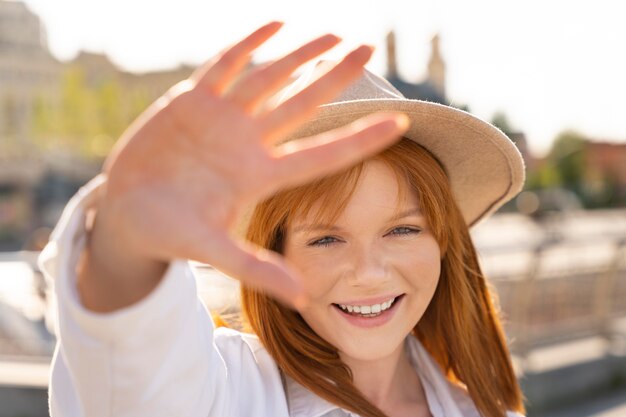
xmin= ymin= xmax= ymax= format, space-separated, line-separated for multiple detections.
xmin=91 ymin=22 xmax=409 ymax=309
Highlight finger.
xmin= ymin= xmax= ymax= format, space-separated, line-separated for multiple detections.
xmin=189 ymin=231 xmax=309 ymax=310
xmin=269 ymin=113 xmax=410 ymax=190
xmin=258 ymin=44 xmax=374 ymax=144
xmin=191 ymin=21 xmax=284 ymax=95
xmin=225 ymin=33 xmax=342 ymax=113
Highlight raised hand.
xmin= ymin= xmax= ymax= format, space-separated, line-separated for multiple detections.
xmin=80 ymin=21 xmax=409 ymax=312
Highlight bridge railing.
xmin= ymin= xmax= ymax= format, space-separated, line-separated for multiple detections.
xmin=479 ymin=214 xmax=626 ymax=358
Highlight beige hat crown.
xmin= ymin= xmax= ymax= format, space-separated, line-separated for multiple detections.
xmin=274 ymin=60 xmax=526 ymax=227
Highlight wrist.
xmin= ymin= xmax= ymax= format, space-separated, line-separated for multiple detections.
xmin=77 ymin=198 xmax=167 ymax=313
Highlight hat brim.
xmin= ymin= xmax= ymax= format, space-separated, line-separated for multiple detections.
xmin=282 ymin=98 xmax=525 ymax=227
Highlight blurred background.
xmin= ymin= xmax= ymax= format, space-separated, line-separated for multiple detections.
xmin=1 ymin=0 xmax=625 ymax=415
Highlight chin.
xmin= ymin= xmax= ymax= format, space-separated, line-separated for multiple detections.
xmin=340 ymin=344 xmax=404 ymax=362
xmin=333 ymin=329 xmax=411 ymax=362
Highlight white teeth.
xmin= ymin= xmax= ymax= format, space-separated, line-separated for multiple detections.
xmin=336 ymin=296 xmax=398 ymax=315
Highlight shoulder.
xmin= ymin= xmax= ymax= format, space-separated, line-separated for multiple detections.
xmin=214 ymin=326 xmax=282 ymax=377
xmin=407 ymin=337 xmax=525 ymax=417
xmin=214 ymin=326 xmax=265 ymax=355
xmin=446 ymin=382 xmax=482 ymax=417
xmin=213 ymin=326 xmax=290 ymax=413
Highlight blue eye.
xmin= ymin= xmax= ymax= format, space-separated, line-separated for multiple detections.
xmin=389 ymin=226 xmax=420 ymax=236
xmin=309 ymin=236 xmax=339 ymax=247
xmin=308 ymin=227 xmax=419 ymax=247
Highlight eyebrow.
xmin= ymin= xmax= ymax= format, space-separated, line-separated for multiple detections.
xmin=292 ymin=208 xmax=423 ymax=234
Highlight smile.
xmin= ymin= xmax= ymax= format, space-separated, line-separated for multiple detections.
xmin=332 ymin=294 xmax=405 ymax=326
xmin=334 ymin=295 xmax=401 ymax=317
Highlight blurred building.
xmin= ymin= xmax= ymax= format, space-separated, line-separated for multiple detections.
xmin=0 ymin=0 xmax=61 ymax=144
xmin=582 ymin=140 xmax=626 ymax=203
xmin=69 ymin=50 xmax=194 ymax=98
xmin=384 ymin=30 xmax=535 ymax=171
xmin=385 ymin=30 xmax=447 ymax=104
xmin=0 ymin=1 xmax=194 ymax=145
xmin=0 ymin=0 xmax=194 ymax=249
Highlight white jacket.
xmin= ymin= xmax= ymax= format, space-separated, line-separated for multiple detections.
xmin=40 ymin=177 xmax=524 ymax=417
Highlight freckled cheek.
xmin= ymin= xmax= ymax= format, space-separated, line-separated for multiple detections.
xmin=392 ymin=244 xmax=441 ymax=289
xmin=289 ymin=253 xmax=343 ymax=298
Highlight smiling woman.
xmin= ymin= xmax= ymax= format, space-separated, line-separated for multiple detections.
xmin=243 ymin=137 xmax=522 ymax=417
xmin=39 ymin=21 xmax=525 ymax=417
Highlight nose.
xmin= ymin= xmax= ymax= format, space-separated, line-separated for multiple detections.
xmin=344 ymin=245 xmax=390 ymax=287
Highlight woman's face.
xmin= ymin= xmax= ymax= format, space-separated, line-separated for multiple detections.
xmin=283 ymin=160 xmax=441 ymax=362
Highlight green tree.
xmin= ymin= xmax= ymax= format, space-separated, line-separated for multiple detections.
xmin=526 ymin=161 xmax=560 ymax=190
xmin=547 ymin=130 xmax=586 ymax=193
xmin=32 ymin=92 xmax=62 ymax=149
xmin=491 ymin=111 xmax=515 ymax=138
xmin=61 ymin=67 xmax=96 ymax=146
xmin=30 ymin=67 xmax=159 ymax=158
xmin=89 ymin=79 xmax=125 ymax=156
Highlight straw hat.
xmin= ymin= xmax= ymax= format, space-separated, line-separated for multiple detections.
xmin=269 ymin=60 xmax=525 ymax=228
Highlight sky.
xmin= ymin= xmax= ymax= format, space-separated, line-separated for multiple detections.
xmin=19 ymin=0 xmax=626 ymax=157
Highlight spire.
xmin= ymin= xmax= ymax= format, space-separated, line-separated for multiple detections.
xmin=427 ymin=34 xmax=446 ymax=98
xmin=386 ymin=30 xmax=398 ymax=78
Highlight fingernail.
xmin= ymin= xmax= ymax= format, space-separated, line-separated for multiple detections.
xmin=263 ymin=21 xmax=284 ymax=31
xmin=325 ymin=34 xmax=342 ymax=43
xmin=351 ymin=44 xmax=374 ymax=56
xmin=394 ymin=113 xmax=410 ymax=130
xmin=363 ymin=44 xmax=375 ymax=54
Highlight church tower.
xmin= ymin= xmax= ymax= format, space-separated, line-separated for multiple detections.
xmin=427 ymin=34 xmax=446 ymax=99
xmin=386 ymin=30 xmax=398 ymax=78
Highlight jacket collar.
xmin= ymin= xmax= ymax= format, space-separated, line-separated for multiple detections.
xmin=284 ymin=375 xmax=343 ymax=417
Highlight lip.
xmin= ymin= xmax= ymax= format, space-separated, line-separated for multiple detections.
xmin=333 ymin=294 xmax=405 ymax=328
xmin=334 ymin=293 xmax=403 ymax=306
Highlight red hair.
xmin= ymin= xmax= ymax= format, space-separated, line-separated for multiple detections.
xmin=239 ymin=137 xmax=525 ymax=417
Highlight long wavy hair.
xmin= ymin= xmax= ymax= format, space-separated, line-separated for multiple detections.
xmin=238 ymin=137 xmax=525 ymax=417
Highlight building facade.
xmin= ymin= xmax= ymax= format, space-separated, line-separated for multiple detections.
xmin=0 ymin=0 xmax=61 ymax=145
xmin=583 ymin=141 xmax=626 ymax=204
xmin=385 ymin=30 xmax=447 ymax=104
xmin=0 ymin=1 xmax=196 ymax=249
